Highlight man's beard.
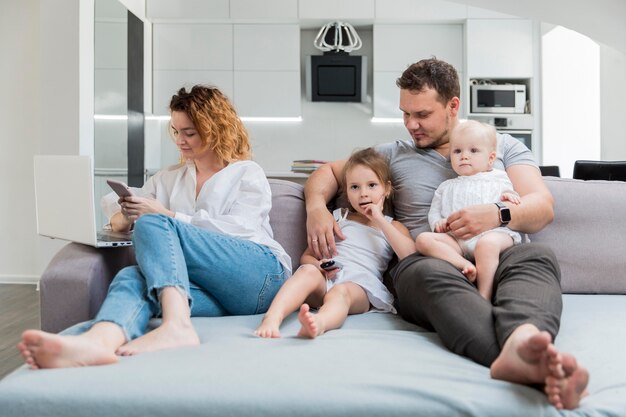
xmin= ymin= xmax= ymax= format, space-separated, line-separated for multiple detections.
xmin=412 ymin=115 xmax=450 ymax=149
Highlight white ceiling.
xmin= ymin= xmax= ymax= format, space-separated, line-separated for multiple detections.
xmin=450 ymin=0 xmax=626 ymax=55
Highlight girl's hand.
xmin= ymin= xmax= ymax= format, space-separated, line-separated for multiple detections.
xmin=119 ymin=196 xmax=173 ymax=221
xmin=501 ymin=192 xmax=521 ymax=205
xmin=363 ymin=196 xmax=385 ymax=221
xmin=319 ymin=259 xmax=340 ymax=280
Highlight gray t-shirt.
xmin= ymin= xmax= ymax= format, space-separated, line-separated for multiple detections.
xmin=375 ymin=133 xmax=538 ymax=239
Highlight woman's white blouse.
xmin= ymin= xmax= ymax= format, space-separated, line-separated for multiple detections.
xmin=102 ymin=160 xmax=292 ymax=276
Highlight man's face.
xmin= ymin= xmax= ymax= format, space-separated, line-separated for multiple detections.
xmin=399 ymin=88 xmax=459 ymax=150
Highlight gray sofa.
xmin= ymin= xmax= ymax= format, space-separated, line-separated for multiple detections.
xmin=1 ymin=178 xmax=625 ymax=417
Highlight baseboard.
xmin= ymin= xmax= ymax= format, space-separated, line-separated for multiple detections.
xmin=0 ymin=275 xmax=40 ymax=285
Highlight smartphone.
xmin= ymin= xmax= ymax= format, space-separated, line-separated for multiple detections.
xmin=320 ymin=259 xmax=343 ymax=271
xmin=107 ymin=179 xmax=135 ymax=198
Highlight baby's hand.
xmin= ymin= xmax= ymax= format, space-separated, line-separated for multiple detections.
xmin=434 ymin=219 xmax=449 ymax=233
xmin=501 ymin=192 xmax=521 ymax=205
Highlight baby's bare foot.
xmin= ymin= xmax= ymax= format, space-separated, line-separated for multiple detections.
xmin=297 ymin=304 xmax=322 ymax=339
xmin=116 ymin=321 xmax=199 ymax=356
xmin=462 ymin=263 xmax=477 ymax=282
xmin=18 ymin=330 xmax=118 ymax=369
xmin=255 ymin=315 xmax=282 ymax=338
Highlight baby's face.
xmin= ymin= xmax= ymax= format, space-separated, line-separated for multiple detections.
xmin=449 ymin=133 xmax=495 ymax=176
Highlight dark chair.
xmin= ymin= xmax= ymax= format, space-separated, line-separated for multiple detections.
xmin=573 ymin=160 xmax=626 ymax=181
xmin=539 ymin=165 xmax=561 ymax=177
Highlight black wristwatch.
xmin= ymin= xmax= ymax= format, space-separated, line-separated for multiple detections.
xmin=495 ymin=202 xmax=511 ymax=227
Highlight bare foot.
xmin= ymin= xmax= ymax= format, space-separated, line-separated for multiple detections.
xmin=297 ymin=304 xmax=322 ymax=339
xmin=545 ymin=352 xmax=589 ymax=409
xmin=116 ymin=321 xmax=200 ymax=356
xmin=18 ymin=330 xmax=118 ymax=369
xmin=490 ymin=324 xmax=553 ymax=385
xmin=461 ymin=263 xmax=477 ymax=282
xmin=255 ymin=315 xmax=282 ymax=338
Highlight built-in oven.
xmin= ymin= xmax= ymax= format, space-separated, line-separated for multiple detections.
xmin=467 ymin=115 xmax=533 ymax=150
xmin=499 ymin=130 xmax=532 ymax=150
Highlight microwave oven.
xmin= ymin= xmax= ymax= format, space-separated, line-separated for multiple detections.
xmin=471 ymin=84 xmax=526 ymax=114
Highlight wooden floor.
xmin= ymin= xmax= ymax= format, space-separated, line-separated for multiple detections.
xmin=0 ymin=284 xmax=40 ymax=379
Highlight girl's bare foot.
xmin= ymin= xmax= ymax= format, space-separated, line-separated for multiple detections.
xmin=461 ymin=263 xmax=477 ymax=282
xmin=18 ymin=330 xmax=118 ymax=369
xmin=297 ymin=304 xmax=322 ymax=338
xmin=255 ymin=315 xmax=282 ymax=338
xmin=116 ymin=321 xmax=199 ymax=356
xmin=545 ymin=352 xmax=589 ymax=409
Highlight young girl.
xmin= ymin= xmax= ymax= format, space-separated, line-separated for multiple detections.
xmin=415 ymin=120 xmax=523 ymax=300
xmin=255 ymin=148 xmax=416 ymax=339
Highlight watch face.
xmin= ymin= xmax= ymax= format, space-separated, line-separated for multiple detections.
xmin=500 ymin=207 xmax=512 ymax=223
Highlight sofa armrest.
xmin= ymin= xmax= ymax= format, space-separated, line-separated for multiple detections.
xmin=40 ymin=243 xmax=136 ymax=333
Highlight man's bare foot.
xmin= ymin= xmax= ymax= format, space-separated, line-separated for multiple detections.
xmin=490 ymin=324 xmax=553 ymax=384
xmin=297 ymin=304 xmax=322 ymax=339
xmin=255 ymin=315 xmax=282 ymax=338
xmin=18 ymin=330 xmax=118 ymax=369
xmin=461 ymin=263 xmax=477 ymax=282
xmin=116 ymin=321 xmax=199 ymax=356
xmin=545 ymin=352 xmax=589 ymax=409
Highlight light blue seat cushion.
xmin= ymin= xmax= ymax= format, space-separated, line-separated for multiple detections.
xmin=1 ymin=294 xmax=625 ymax=417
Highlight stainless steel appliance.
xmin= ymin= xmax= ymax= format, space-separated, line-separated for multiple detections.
xmin=471 ymin=84 xmax=526 ymax=114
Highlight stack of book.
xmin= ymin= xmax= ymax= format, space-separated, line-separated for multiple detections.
xmin=290 ymin=160 xmax=327 ymax=174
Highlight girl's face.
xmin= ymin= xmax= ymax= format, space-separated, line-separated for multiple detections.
xmin=170 ymin=111 xmax=209 ymax=160
xmin=345 ymin=164 xmax=389 ymax=215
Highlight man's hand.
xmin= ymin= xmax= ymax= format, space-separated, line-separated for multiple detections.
xmin=446 ymin=203 xmax=499 ymax=240
xmin=306 ymin=206 xmax=345 ymax=259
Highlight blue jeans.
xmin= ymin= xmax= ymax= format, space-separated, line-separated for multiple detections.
xmin=80 ymin=214 xmax=286 ymax=341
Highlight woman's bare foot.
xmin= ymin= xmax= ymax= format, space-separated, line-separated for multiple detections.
xmin=297 ymin=304 xmax=322 ymax=339
xmin=255 ymin=315 xmax=282 ymax=338
xmin=18 ymin=330 xmax=118 ymax=369
xmin=116 ymin=321 xmax=199 ymax=356
xmin=545 ymin=352 xmax=589 ymax=409
xmin=461 ymin=263 xmax=477 ymax=282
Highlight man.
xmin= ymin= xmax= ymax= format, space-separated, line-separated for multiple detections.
xmin=304 ymin=58 xmax=588 ymax=410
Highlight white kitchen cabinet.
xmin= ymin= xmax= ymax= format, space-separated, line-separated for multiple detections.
xmin=153 ymin=24 xmax=233 ymax=70
xmin=152 ymin=70 xmax=234 ymax=115
xmin=147 ymin=0 xmax=230 ymax=20
xmin=234 ymin=24 xmax=300 ymax=71
xmin=375 ymin=0 xmax=467 ymax=21
xmin=234 ymin=71 xmax=301 ymax=117
xmin=373 ymin=24 xmax=463 ymax=117
xmin=230 ymin=0 xmax=298 ymax=19
xmin=298 ymin=0 xmax=375 ymax=20
xmin=466 ymin=19 xmax=534 ymax=78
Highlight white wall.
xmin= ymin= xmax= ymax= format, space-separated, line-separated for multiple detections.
xmin=0 ymin=0 xmax=45 ymax=283
xmin=0 ymin=0 xmax=94 ymax=284
xmin=600 ymin=45 xmax=626 ymax=160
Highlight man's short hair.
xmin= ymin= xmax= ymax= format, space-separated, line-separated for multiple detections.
xmin=396 ymin=58 xmax=460 ymax=104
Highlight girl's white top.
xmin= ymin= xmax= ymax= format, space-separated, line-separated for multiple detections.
xmin=102 ymin=159 xmax=292 ymax=276
xmin=331 ymin=209 xmax=396 ymax=313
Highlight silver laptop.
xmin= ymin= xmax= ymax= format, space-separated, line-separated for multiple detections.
xmin=34 ymin=155 xmax=133 ymax=248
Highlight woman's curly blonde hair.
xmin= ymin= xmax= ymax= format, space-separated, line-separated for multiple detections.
xmin=169 ymin=85 xmax=251 ymax=163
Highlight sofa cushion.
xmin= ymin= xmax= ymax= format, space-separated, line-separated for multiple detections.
xmin=531 ymin=177 xmax=626 ymax=294
xmin=268 ymin=179 xmax=308 ymax=271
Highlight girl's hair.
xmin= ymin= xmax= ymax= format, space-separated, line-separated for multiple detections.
xmin=341 ymin=147 xmax=394 ymax=212
xmin=169 ymin=85 xmax=251 ymax=163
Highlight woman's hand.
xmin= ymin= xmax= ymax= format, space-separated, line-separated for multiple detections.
xmin=119 ymin=196 xmax=174 ymax=222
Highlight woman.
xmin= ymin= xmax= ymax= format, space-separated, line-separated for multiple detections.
xmin=19 ymin=85 xmax=291 ymax=368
